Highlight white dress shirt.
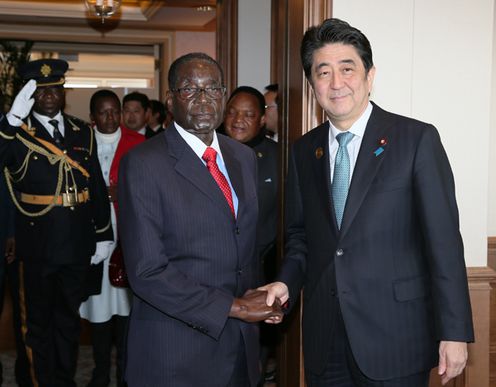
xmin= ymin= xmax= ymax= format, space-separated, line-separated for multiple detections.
xmin=174 ymin=122 xmax=239 ymax=216
xmin=33 ymin=111 xmax=65 ymax=137
xmin=328 ymin=102 xmax=373 ymax=184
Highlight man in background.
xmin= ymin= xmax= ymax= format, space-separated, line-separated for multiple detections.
xmin=223 ymin=85 xmax=279 ymax=385
xmin=122 ymin=91 xmax=152 ymax=138
xmin=263 ymin=84 xmax=278 ymax=141
xmin=0 ymin=58 xmax=113 ymax=386
xmin=147 ymin=99 xmax=171 ymax=136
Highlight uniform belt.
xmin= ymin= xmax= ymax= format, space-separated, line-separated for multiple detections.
xmin=20 ymin=189 xmax=90 ymax=207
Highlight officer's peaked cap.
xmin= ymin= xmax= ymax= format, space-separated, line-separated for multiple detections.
xmin=20 ymin=58 xmax=68 ymax=87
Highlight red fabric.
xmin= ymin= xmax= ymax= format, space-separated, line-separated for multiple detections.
xmin=202 ymin=147 xmax=235 ymax=217
xmin=109 ymin=126 xmax=145 ymax=213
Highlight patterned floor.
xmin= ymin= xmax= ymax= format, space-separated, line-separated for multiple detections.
xmin=0 ymin=347 xmax=276 ymax=387
xmin=0 ymin=346 xmax=117 ymax=387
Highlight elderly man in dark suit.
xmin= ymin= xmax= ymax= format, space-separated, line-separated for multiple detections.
xmin=119 ymin=52 xmax=282 ymax=387
xmin=0 ymin=58 xmax=113 ymax=387
xmin=261 ymin=18 xmax=474 ymax=387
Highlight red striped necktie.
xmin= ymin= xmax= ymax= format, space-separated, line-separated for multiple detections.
xmin=202 ymin=147 xmax=235 ymax=217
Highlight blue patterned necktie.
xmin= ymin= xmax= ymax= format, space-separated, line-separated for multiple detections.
xmin=332 ymin=131 xmax=354 ymax=229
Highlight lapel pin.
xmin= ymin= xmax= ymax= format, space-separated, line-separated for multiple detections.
xmin=315 ymin=147 xmax=324 ymax=159
xmin=257 ymin=151 xmax=263 ymax=158
xmin=373 ymin=137 xmax=388 ymax=157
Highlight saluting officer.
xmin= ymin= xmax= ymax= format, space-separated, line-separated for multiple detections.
xmin=0 ymin=58 xmax=113 ymax=387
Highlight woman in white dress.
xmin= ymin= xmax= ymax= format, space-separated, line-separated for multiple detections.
xmin=80 ymin=89 xmax=144 ymax=387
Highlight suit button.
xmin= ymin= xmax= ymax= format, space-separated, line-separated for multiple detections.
xmin=336 ymin=249 xmax=344 ymax=257
xmin=235 ymin=227 xmax=240 ymax=235
xmin=237 ymin=269 xmax=243 ymax=275
xmin=29 ymin=221 xmax=34 ymax=226
xmin=330 ymin=289 xmax=336 ymax=297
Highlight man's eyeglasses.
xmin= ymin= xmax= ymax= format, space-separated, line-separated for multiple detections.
xmin=171 ymin=87 xmax=226 ymax=100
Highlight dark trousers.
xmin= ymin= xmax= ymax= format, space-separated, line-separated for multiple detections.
xmin=305 ymin=305 xmax=430 ymax=387
xmin=226 ymin=333 xmax=251 ymax=387
xmin=88 ymin=315 xmax=128 ymax=387
xmin=7 ymin=259 xmax=33 ymax=387
xmin=21 ymin=261 xmax=89 ymax=387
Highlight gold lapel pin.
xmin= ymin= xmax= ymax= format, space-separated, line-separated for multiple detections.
xmin=315 ymin=147 xmax=324 ymax=159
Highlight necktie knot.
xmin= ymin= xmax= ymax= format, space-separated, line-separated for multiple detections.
xmin=336 ymin=131 xmax=354 ymax=147
xmin=49 ymin=119 xmax=59 ymax=128
xmin=202 ymin=146 xmax=235 ymax=217
xmin=202 ymin=147 xmax=217 ymax=163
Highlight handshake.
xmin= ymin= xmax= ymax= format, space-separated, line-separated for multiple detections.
xmin=229 ymin=282 xmax=289 ymax=324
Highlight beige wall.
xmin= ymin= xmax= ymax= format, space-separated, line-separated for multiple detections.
xmin=490 ymin=2 xmax=496 ymax=236
xmin=174 ymin=31 xmax=216 ymax=61
xmin=334 ymin=0 xmax=495 ymax=267
xmin=65 ymin=31 xmax=215 ymax=121
xmin=237 ymin=0 xmax=271 ymax=93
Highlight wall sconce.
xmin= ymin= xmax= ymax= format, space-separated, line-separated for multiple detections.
xmin=85 ymin=0 xmax=122 ymax=23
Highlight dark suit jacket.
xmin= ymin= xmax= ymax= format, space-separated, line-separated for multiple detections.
xmin=0 ymin=113 xmax=113 ymax=265
xmin=145 ymin=124 xmax=164 ymax=139
xmin=249 ymin=135 xmax=278 ymax=281
xmin=119 ymin=125 xmax=260 ymax=386
xmin=278 ymin=103 xmax=474 ymax=380
xmin=252 ymin=136 xmax=278 ymax=257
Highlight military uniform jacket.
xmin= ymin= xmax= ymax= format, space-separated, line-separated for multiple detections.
xmin=0 ymin=112 xmax=113 ymax=264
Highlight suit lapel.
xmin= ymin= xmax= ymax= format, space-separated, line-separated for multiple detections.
xmin=339 ymin=104 xmax=393 ymax=237
xmin=309 ymin=122 xmax=339 ymax=235
xmin=167 ymin=127 xmax=235 ymax=220
xmin=219 ymin=136 xmax=245 ymax=217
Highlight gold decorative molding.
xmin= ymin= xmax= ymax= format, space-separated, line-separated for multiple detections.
xmin=0 ymin=0 xmax=147 ymax=21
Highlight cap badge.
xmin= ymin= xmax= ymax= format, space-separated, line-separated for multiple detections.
xmin=40 ymin=64 xmax=52 ymax=78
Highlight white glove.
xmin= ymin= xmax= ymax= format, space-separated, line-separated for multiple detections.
xmin=90 ymin=241 xmax=113 ymax=265
xmin=7 ymin=79 xmax=37 ymax=127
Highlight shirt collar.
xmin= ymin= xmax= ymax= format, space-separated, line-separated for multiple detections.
xmin=33 ymin=110 xmax=63 ymax=129
xmin=329 ymin=102 xmax=373 ymax=142
xmin=174 ymin=121 xmax=222 ymax=163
